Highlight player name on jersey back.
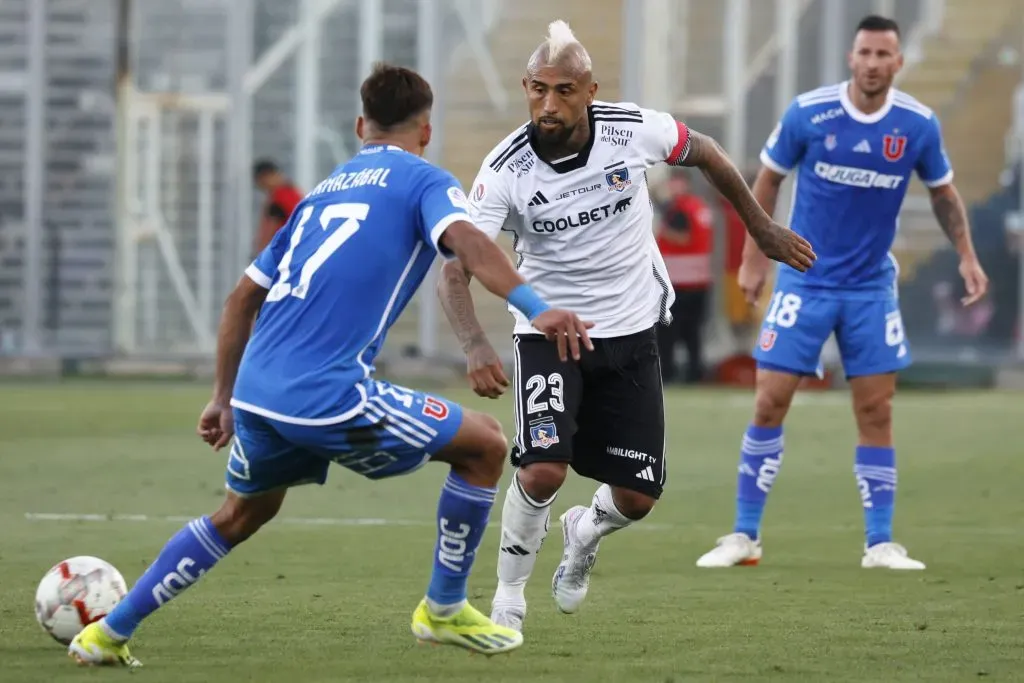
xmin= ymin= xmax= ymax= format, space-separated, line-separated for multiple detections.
xmin=468 ymin=101 xmax=691 ymax=338
xmin=308 ymin=167 xmax=391 ymax=194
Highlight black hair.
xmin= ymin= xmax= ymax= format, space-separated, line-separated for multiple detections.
xmin=252 ymin=159 xmax=279 ymax=180
xmin=360 ymin=62 xmax=433 ymax=131
xmin=855 ymin=15 xmax=900 ymax=39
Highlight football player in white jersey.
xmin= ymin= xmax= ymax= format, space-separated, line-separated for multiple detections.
xmin=437 ymin=20 xmax=815 ymax=632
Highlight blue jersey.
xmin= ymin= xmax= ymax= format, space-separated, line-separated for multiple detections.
xmin=231 ymin=144 xmax=470 ymax=423
xmin=761 ymin=82 xmax=952 ymax=294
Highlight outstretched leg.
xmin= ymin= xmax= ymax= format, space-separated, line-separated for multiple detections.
xmin=69 ymin=406 xmax=324 ymax=667
xmin=70 ymin=489 xmax=286 ymax=667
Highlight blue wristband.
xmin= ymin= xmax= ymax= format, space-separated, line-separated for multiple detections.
xmin=507 ymin=283 xmax=550 ymax=321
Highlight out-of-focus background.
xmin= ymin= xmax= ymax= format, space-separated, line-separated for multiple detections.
xmin=2 ymin=0 xmax=1022 ymax=389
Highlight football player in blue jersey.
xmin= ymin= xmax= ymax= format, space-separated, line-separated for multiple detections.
xmin=69 ymin=64 xmax=595 ymax=667
xmin=696 ymin=15 xmax=988 ymax=570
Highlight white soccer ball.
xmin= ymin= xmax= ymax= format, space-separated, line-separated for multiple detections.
xmin=34 ymin=556 xmax=127 ymax=645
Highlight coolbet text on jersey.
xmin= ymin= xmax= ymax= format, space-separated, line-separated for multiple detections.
xmin=754 ymin=82 xmax=953 ymax=377
xmin=229 ymin=144 xmax=472 ymax=493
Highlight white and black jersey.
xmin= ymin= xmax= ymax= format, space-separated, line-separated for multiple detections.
xmin=468 ymin=101 xmax=692 ymax=338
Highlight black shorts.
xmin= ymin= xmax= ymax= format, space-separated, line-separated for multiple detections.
xmin=510 ymin=326 xmax=666 ymax=498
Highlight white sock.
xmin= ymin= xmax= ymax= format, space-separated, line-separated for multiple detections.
xmin=574 ymin=484 xmax=632 ymax=549
xmin=493 ymin=470 xmax=554 ymax=608
xmin=425 ymin=597 xmax=466 ymax=619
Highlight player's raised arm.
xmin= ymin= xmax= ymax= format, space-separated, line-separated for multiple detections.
xmin=676 ymin=130 xmax=815 ymax=273
xmin=436 ymin=169 xmax=513 ymax=396
xmin=417 ymin=167 xmax=593 ymax=362
xmin=438 ymin=256 xmax=509 ymax=398
xmin=440 ymin=221 xmax=594 ymax=362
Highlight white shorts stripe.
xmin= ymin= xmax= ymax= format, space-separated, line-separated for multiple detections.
xmin=364 ymin=401 xmax=433 ymax=444
xmin=512 ymin=336 xmax=525 ymax=453
xmin=377 ymin=420 xmax=429 ymax=450
xmin=367 ymin=402 xmax=435 ymax=448
xmin=363 ymin=404 xmax=429 ymax=449
xmin=369 ymin=395 xmax=438 ymax=437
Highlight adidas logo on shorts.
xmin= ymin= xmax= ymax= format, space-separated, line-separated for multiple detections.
xmin=635 ymin=465 xmax=655 ymax=482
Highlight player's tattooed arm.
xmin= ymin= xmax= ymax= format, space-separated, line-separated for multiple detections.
xmin=678 ymin=130 xmax=816 ymax=272
xmin=438 ymin=260 xmax=491 ymax=353
xmin=677 ymin=131 xmax=770 ymax=231
xmin=928 ymin=183 xmax=973 ymax=254
xmin=929 ymin=183 xmax=989 ymax=305
xmin=437 ymin=234 xmax=513 ymax=397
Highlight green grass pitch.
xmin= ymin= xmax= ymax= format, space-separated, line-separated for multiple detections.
xmin=1 ymin=380 xmax=1022 ymax=682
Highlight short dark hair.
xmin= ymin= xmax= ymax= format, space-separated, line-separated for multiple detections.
xmin=855 ymin=15 xmax=900 ymax=39
xmin=360 ymin=63 xmax=433 ymax=130
xmin=252 ymin=159 xmax=279 ymax=179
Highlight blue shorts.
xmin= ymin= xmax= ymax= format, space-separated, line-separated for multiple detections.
xmin=226 ymin=380 xmax=464 ymax=497
xmin=752 ymin=282 xmax=911 ymax=378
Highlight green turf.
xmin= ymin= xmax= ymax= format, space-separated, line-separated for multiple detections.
xmin=1 ymin=380 xmax=1022 ymax=682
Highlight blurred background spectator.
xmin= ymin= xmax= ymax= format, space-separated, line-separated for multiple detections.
xmin=655 ymin=169 xmax=714 ymax=384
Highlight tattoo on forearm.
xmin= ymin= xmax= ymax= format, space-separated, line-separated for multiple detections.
xmin=440 ymin=266 xmax=487 ymax=352
xmin=930 ymin=187 xmax=968 ymax=248
xmin=680 ymin=131 xmax=767 ymax=231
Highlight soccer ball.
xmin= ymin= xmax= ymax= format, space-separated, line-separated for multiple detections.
xmin=34 ymin=556 xmax=127 ymax=645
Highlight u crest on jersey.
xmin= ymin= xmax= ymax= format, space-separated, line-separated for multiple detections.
xmin=882 ymin=134 xmax=907 ymax=162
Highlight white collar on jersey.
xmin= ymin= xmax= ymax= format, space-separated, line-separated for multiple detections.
xmin=839 ymin=79 xmax=895 ymax=124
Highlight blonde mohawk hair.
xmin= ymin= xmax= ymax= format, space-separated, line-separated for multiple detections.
xmin=527 ymin=20 xmax=592 ymax=76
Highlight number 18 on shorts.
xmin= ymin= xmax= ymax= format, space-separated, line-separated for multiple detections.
xmin=753 ymin=284 xmax=911 ymax=378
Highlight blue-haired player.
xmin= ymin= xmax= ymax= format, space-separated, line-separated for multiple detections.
xmin=696 ymin=15 xmax=988 ymax=570
xmin=70 ymin=64 xmax=594 ymax=667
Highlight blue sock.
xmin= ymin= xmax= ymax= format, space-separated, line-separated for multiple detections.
xmin=733 ymin=424 xmax=784 ymax=540
xmin=426 ymin=472 xmax=497 ymax=615
xmin=855 ymin=445 xmax=896 ymax=547
xmin=103 ymin=517 xmax=230 ymax=639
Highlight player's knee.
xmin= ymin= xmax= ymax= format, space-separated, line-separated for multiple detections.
xmin=752 ymin=389 xmax=790 ymax=427
xmin=611 ymin=487 xmax=656 ymax=520
xmin=476 ymin=413 xmax=508 ymax=473
xmin=854 ymin=394 xmax=893 ymax=441
xmin=518 ymin=461 xmax=568 ymax=501
xmin=210 ymin=491 xmax=283 ymax=545
xmin=448 ymin=411 xmax=507 ymax=484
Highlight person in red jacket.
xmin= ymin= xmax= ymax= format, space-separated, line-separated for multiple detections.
xmin=252 ymin=159 xmax=303 ymax=255
xmin=655 ymin=169 xmax=715 ymax=383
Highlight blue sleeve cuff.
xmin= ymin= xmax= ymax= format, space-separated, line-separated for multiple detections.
xmin=507 ymin=284 xmax=550 ymax=321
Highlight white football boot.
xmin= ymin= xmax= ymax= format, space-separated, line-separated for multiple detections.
xmin=695 ymin=532 xmax=763 ymax=568
xmin=551 ymin=505 xmax=598 ymax=614
xmin=489 ymin=604 xmax=525 ymax=633
xmin=861 ymin=542 xmax=925 ymax=570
